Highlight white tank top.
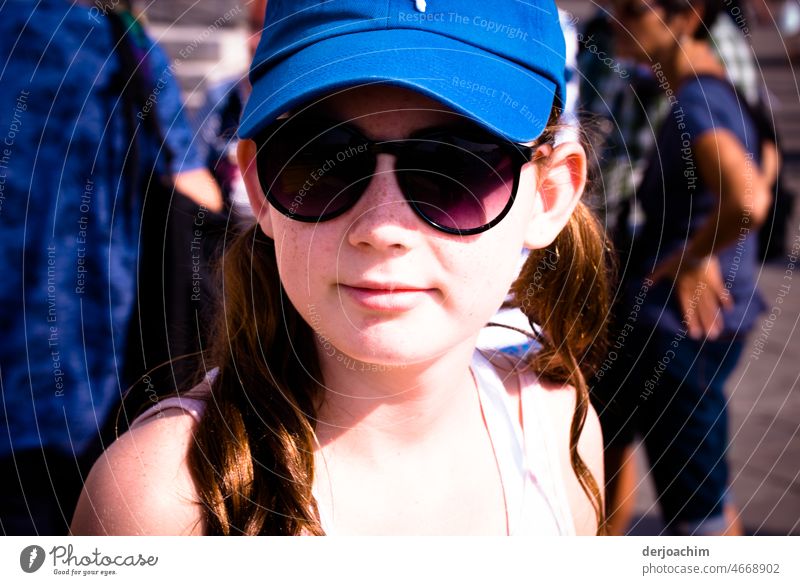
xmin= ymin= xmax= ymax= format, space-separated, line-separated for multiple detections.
xmin=132 ymin=352 xmax=576 ymax=535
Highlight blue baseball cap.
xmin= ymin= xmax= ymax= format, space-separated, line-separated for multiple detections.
xmin=238 ymin=0 xmax=566 ymax=143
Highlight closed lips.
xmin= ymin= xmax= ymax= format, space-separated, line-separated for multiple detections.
xmin=338 ymin=282 xmax=438 ymax=311
xmin=344 ymin=282 xmax=432 ymax=292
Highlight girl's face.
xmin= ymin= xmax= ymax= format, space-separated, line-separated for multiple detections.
xmin=239 ymin=85 xmax=585 ymax=368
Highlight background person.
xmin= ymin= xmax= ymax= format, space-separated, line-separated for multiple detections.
xmin=0 ymin=0 xmax=219 ymax=535
xmin=593 ymin=0 xmax=771 ymax=536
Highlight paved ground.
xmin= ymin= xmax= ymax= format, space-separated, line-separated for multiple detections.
xmin=559 ymin=1 xmax=800 ymax=535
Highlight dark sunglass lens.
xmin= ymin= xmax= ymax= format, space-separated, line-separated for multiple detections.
xmin=258 ymin=122 xmax=371 ymax=220
xmin=400 ymin=134 xmax=517 ymax=232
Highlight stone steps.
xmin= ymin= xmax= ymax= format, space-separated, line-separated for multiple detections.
xmin=135 ymin=0 xmax=248 ymax=111
xmin=144 ymin=21 xmax=249 ymax=110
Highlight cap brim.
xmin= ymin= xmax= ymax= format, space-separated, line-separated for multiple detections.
xmin=238 ymin=29 xmax=558 ymax=143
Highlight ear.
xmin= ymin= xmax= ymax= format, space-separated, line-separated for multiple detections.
xmin=237 ymin=138 xmax=274 ymax=239
xmin=522 ymin=141 xmax=587 ymax=249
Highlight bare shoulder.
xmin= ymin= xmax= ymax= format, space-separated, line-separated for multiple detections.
xmin=520 ymin=371 xmax=605 ymax=535
xmin=70 ymin=409 xmax=205 ymax=535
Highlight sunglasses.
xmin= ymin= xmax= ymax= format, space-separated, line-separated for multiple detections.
xmin=254 ymin=115 xmax=536 ymax=235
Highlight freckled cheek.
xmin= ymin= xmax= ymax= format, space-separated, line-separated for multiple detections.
xmin=480 ymin=221 xmax=530 ymax=290
xmin=272 ymin=221 xmax=343 ymax=297
xmin=446 ymin=249 xmax=520 ymax=315
xmin=272 ymin=229 xmax=310 ymax=292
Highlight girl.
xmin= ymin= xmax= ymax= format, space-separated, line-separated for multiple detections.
xmin=72 ymin=0 xmax=610 ymax=536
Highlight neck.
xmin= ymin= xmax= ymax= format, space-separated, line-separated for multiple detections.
xmin=313 ymin=336 xmax=480 ymax=454
xmin=659 ymin=37 xmax=725 ymax=91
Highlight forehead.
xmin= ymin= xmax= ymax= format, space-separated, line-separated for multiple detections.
xmin=300 ymin=84 xmax=468 ymax=139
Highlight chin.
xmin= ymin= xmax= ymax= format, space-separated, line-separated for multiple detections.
xmin=317 ymin=321 xmax=464 ymax=371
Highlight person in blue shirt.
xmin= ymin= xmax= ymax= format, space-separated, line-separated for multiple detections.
xmin=0 ymin=0 xmax=219 ymax=535
xmin=595 ymin=0 xmax=771 ymax=535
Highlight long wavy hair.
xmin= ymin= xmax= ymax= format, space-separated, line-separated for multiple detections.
xmin=187 ymin=108 xmax=612 ymax=535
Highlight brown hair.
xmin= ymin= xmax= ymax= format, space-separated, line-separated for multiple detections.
xmin=188 ymin=227 xmax=325 ymax=535
xmin=187 ymin=109 xmax=612 ymax=535
xmin=511 ymin=202 xmax=611 ymax=535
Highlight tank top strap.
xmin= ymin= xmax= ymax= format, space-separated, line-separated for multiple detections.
xmin=471 ymin=351 xmax=575 ymax=535
xmin=470 ymin=351 xmax=527 ymax=534
xmin=517 ymin=372 xmax=576 ymax=535
xmin=129 ymin=371 xmax=215 ymax=428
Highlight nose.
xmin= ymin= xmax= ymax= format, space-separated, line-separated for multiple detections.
xmin=345 ymin=154 xmax=426 ymax=251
